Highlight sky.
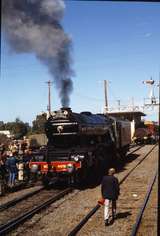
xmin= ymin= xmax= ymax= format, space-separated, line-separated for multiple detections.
xmin=1 ymin=1 xmax=160 ymax=124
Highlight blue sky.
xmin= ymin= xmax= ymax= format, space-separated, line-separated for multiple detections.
xmin=1 ymin=1 xmax=160 ymax=124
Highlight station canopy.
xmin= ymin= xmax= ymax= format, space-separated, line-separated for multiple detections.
xmin=107 ymin=111 xmax=146 ymax=122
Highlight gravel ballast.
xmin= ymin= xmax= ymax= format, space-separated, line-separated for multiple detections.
xmin=8 ymin=145 xmax=158 ymax=236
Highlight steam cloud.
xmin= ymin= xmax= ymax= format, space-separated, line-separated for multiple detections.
xmin=2 ymin=0 xmax=74 ymax=107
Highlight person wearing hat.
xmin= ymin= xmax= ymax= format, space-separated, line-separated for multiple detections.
xmin=101 ymin=168 xmax=120 ymax=226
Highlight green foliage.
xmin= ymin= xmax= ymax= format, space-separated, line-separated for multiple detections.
xmin=0 ymin=114 xmax=47 ymax=137
xmin=1 ymin=118 xmax=30 ymax=139
xmin=0 ymin=121 xmax=5 ymax=130
xmin=32 ymin=113 xmax=47 ymax=134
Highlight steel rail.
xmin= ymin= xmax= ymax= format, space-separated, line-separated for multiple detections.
xmin=119 ymin=144 xmax=157 ymax=185
xmin=128 ymin=144 xmax=145 ymax=155
xmin=130 ymin=171 xmax=157 ymax=236
xmin=0 ymin=188 xmax=72 ymax=235
xmin=0 ymin=142 xmax=139 ymax=213
xmin=0 ymin=187 xmax=44 ymax=211
xmin=6 ymin=182 xmax=32 ymax=194
xmin=68 ymin=144 xmax=157 ymax=236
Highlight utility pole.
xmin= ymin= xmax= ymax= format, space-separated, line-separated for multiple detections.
xmin=104 ymin=80 xmax=108 ymax=113
xmin=46 ymin=80 xmax=53 ymax=115
xmin=117 ymin=99 xmax=121 ymax=111
xmin=131 ymin=97 xmax=134 ymax=110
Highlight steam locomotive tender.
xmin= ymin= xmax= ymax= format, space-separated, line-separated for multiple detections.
xmin=29 ymin=108 xmax=131 ymax=186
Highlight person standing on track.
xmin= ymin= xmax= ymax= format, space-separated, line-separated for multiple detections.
xmin=101 ymin=168 xmax=120 ymax=226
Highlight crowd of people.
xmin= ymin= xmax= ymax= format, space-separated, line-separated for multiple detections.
xmin=0 ymin=138 xmax=40 ymax=189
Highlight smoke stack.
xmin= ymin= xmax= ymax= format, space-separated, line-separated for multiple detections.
xmin=2 ymin=0 xmax=74 ymax=107
xmin=60 ymin=107 xmax=72 ymax=112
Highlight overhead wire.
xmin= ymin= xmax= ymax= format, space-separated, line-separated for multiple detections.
xmin=108 ymin=82 xmax=119 ymax=101
xmin=74 ymin=92 xmax=104 ymax=102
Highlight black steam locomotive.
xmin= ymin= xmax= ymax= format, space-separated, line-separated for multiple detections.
xmin=30 ymin=107 xmax=131 ymax=186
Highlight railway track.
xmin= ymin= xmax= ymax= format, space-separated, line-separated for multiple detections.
xmin=0 ymin=186 xmax=44 ymax=211
xmin=0 ymin=144 xmax=141 ymax=207
xmin=2 ymin=181 xmax=38 ymax=196
xmin=128 ymin=144 xmax=145 ymax=155
xmin=68 ymin=143 xmax=157 ymax=236
xmin=130 ymin=170 xmax=157 ymax=236
xmin=0 ymin=144 xmax=155 ymax=235
xmin=0 ymin=187 xmax=72 ymax=235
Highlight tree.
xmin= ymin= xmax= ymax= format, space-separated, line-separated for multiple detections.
xmin=0 ymin=121 xmax=5 ymax=130
xmin=5 ymin=118 xmax=30 ymax=139
xmin=32 ymin=113 xmax=47 ymax=134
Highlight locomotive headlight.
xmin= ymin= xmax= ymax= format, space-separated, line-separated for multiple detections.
xmin=30 ymin=164 xmax=38 ymax=173
xmin=43 ymin=164 xmax=48 ymax=169
xmin=63 ymin=110 xmax=68 ymax=116
xmin=67 ymin=163 xmax=74 ymax=173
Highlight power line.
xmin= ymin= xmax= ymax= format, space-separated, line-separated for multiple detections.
xmin=108 ymin=82 xmax=119 ymax=101
xmin=74 ymin=92 xmax=103 ymax=102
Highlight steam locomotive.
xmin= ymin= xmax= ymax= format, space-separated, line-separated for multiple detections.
xmin=29 ymin=107 xmax=131 ymax=187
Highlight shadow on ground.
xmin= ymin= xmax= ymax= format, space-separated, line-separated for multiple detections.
xmin=116 ymin=211 xmax=132 ymax=219
xmin=76 ymin=152 xmax=140 ymax=190
xmin=42 ymin=152 xmax=141 ymax=191
xmin=108 ymin=211 xmax=132 ymax=226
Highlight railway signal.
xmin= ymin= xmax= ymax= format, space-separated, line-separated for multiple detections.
xmin=143 ymin=77 xmax=159 ymax=108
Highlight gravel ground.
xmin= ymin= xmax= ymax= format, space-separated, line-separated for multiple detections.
xmin=78 ymin=145 xmax=158 ymax=236
xmin=0 ymin=189 xmax=63 ymax=226
xmin=0 ymin=145 xmax=137 ymax=206
xmin=8 ymin=144 xmax=158 ymax=236
xmin=137 ymin=177 xmax=157 ymax=236
xmin=0 ymin=183 xmax=43 ymax=205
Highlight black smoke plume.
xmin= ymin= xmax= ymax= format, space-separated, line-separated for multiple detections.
xmin=2 ymin=0 xmax=74 ymax=107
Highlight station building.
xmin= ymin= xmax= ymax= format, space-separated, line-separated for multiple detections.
xmin=0 ymin=130 xmax=13 ymax=138
xmin=108 ymin=111 xmax=146 ymax=141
